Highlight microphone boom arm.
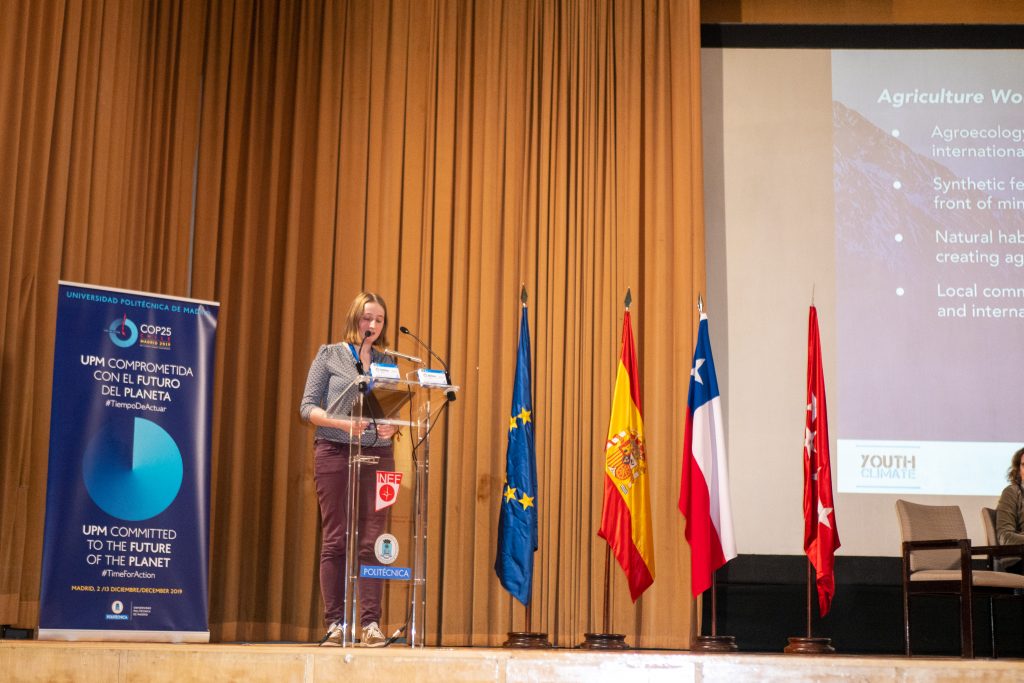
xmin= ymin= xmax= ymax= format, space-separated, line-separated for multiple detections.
xmin=399 ymin=326 xmax=456 ymax=402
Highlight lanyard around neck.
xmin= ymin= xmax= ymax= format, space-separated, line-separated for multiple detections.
xmin=348 ymin=342 xmax=374 ymax=364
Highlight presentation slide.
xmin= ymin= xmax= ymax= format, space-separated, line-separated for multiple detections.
xmin=831 ymin=51 xmax=1024 ymax=495
xmin=702 ymin=43 xmax=1024 ymax=556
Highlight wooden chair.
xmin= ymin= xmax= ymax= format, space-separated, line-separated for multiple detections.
xmin=980 ymin=506 xmax=1019 ymax=657
xmin=895 ymin=499 xmax=1024 ymax=658
xmin=980 ymin=507 xmax=1016 ymax=572
xmin=981 ymin=506 xmax=997 ymax=541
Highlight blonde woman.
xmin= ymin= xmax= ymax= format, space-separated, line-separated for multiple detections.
xmin=300 ymin=291 xmax=397 ymax=646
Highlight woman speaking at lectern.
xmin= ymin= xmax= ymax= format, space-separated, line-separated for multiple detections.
xmin=299 ymin=291 xmax=397 ymax=647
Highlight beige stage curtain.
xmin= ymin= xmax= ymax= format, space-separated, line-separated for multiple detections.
xmin=0 ymin=0 xmax=208 ymax=628
xmin=1 ymin=0 xmax=704 ymax=648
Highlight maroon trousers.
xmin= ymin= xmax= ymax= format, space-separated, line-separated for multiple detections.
xmin=314 ymin=440 xmax=394 ymax=628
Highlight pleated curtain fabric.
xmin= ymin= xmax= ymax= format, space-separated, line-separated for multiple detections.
xmin=0 ymin=0 xmax=705 ymax=647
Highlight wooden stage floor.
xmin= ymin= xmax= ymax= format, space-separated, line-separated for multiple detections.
xmin=2 ymin=640 xmax=1021 ymax=682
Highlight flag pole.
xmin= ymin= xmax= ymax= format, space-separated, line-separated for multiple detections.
xmin=785 ymin=302 xmax=836 ymax=655
xmin=580 ymin=288 xmax=634 ymax=651
xmin=789 ymin=471 xmax=831 ymax=653
xmin=501 ymin=285 xmax=550 ymax=649
xmin=691 ymin=569 xmax=738 ymax=652
xmin=805 ymin=559 xmax=813 ymax=637
xmin=784 ymin=559 xmax=834 ymax=654
xmin=688 ymin=294 xmax=738 ymax=653
xmin=603 ymin=545 xmax=612 ymax=633
xmin=503 ymin=591 xmax=550 ymax=648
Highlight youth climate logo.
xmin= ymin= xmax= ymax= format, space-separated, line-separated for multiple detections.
xmin=108 ymin=315 xmax=139 ymax=348
xmin=859 ymin=453 xmax=917 ymax=482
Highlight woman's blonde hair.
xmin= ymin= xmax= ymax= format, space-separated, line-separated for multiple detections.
xmin=343 ymin=291 xmax=389 ymax=348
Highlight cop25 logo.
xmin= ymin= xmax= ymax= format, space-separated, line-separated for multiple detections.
xmin=108 ymin=315 xmax=138 ymax=348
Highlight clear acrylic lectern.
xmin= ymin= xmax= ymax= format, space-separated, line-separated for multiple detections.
xmin=326 ymin=371 xmax=457 ymax=647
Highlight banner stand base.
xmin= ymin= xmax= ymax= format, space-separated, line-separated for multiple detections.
xmin=37 ymin=628 xmax=210 ymax=643
xmin=692 ymin=634 xmax=738 ymax=653
xmin=502 ymin=631 xmax=551 ymax=648
xmin=578 ymin=632 xmax=629 ymax=650
xmin=784 ymin=636 xmax=836 ymax=655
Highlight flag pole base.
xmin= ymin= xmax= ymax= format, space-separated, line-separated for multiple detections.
xmin=502 ymin=631 xmax=552 ymax=648
xmin=578 ymin=632 xmax=629 ymax=650
xmin=784 ymin=636 xmax=835 ymax=655
xmin=691 ymin=635 xmax=738 ymax=653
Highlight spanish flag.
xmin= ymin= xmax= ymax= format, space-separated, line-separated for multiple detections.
xmin=598 ymin=302 xmax=655 ymax=601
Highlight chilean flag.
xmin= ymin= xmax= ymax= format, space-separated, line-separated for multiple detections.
xmin=679 ymin=312 xmax=736 ymax=596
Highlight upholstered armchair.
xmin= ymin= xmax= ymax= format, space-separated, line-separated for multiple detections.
xmin=895 ymin=500 xmax=1024 ymax=658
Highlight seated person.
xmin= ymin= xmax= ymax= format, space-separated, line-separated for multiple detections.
xmin=995 ymin=446 xmax=1024 ymax=573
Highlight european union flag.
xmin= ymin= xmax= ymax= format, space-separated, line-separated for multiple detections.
xmin=494 ymin=301 xmax=538 ymax=605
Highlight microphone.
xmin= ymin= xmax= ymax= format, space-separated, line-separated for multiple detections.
xmin=399 ymin=326 xmax=456 ymax=402
xmin=383 ymin=348 xmax=424 ymax=365
xmin=355 ymin=329 xmax=372 ymax=392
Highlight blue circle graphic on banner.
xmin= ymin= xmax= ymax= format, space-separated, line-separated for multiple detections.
xmin=83 ymin=417 xmax=183 ymax=521
xmin=108 ymin=317 xmax=139 ymax=347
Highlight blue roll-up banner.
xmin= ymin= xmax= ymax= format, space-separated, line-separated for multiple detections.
xmin=38 ymin=282 xmax=219 ymax=642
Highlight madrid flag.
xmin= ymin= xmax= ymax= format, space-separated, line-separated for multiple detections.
xmin=803 ymin=306 xmax=840 ymax=616
xmin=598 ymin=306 xmax=655 ymax=601
xmin=679 ymin=312 xmax=736 ymax=596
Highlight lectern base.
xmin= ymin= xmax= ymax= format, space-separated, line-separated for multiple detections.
xmin=502 ymin=631 xmax=552 ymax=648
xmin=578 ymin=632 xmax=629 ymax=650
xmin=691 ymin=634 xmax=738 ymax=653
xmin=784 ymin=636 xmax=836 ymax=654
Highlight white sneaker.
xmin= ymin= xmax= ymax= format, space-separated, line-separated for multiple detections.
xmin=360 ymin=621 xmax=386 ymax=647
xmin=319 ymin=621 xmax=343 ymax=647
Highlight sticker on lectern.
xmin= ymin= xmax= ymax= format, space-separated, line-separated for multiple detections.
xmin=375 ymin=471 xmax=403 ymax=511
xmin=374 ymin=534 xmax=400 ymax=564
xmin=360 ymin=565 xmax=411 ymax=581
